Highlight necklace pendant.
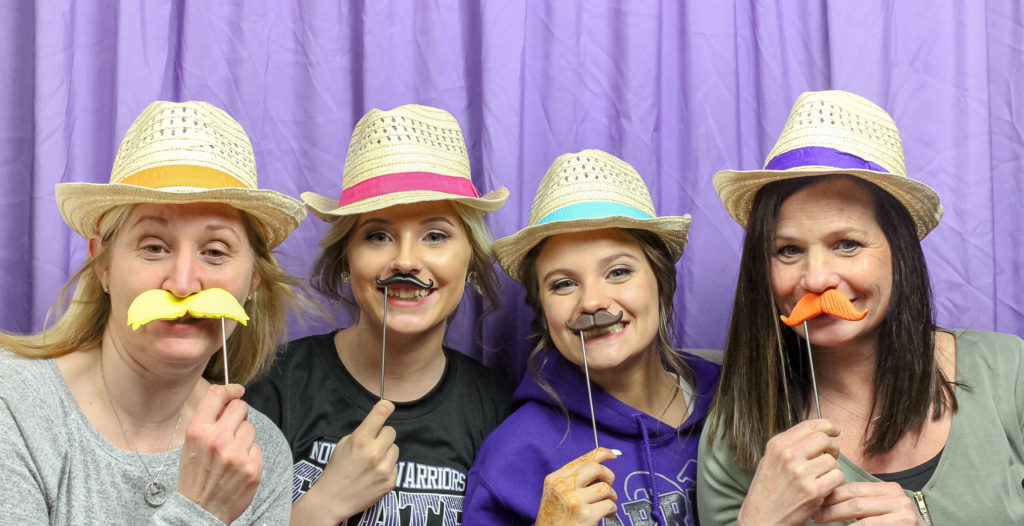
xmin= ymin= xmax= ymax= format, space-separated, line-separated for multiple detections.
xmin=144 ymin=481 xmax=167 ymax=507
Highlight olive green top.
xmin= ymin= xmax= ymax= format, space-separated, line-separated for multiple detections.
xmin=697 ymin=329 xmax=1024 ymax=525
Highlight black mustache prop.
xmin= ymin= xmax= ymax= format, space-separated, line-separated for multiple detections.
xmin=565 ymin=310 xmax=624 ymax=332
xmin=375 ymin=273 xmax=435 ymax=289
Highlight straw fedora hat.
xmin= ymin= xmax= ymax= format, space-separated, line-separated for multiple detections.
xmin=493 ymin=149 xmax=691 ymax=282
xmin=303 ymin=104 xmax=508 ymax=220
xmin=55 ymin=100 xmax=305 ymax=248
xmin=713 ymin=89 xmax=943 ymax=239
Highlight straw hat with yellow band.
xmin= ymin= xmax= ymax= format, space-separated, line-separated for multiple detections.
xmin=493 ymin=149 xmax=691 ymax=283
xmin=713 ymin=89 xmax=943 ymax=239
xmin=55 ymin=100 xmax=306 ymax=248
xmin=302 ymin=104 xmax=508 ymax=220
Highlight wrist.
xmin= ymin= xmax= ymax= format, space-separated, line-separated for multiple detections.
xmin=292 ymin=486 xmax=354 ymax=525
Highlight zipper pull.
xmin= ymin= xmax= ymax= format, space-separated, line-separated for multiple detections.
xmin=912 ymin=491 xmax=933 ymax=526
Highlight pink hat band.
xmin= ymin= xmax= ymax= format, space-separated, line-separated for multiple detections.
xmin=336 ymin=171 xmax=480 ymax=207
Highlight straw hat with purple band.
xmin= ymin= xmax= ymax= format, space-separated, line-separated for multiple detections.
xmin=494 ymin=149 xmax=691 ymax=282
xmin=56 ymin=100 xmax=306 ymax=248
xmin=303 ymin=104 xmax=508 ymax=220
xmin=713 ymin=89 xmax=943 ymax=239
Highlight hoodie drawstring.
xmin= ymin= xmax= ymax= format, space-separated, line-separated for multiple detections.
xmin=634 ymin=415 xmax=665 ymax=526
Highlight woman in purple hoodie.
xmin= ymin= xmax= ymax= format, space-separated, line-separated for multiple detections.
xmin=463 ymin=150 xmax=720 ymax=526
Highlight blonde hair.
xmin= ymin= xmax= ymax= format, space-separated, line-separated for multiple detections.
xmin=309 ymin=201 xmax=500 ymax=311
xmin=0 ymin=204 xmax=313 ymax=385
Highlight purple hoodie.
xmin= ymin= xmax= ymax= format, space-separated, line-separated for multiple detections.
xmin=463 ymin=349 xmax=720 ymax=526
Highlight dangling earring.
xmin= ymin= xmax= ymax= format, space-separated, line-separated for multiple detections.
xmin=340 ymin=271 xmax=350 ymax=282
xmin=466 ymin=271 xmax=476 ymax=285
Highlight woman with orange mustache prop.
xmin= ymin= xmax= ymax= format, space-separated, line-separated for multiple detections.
xmin=243 ymin=104 xmax=514 ymax=526
xmin=463 ymin=150 xmax=720 ymax=526
xmin=0 ymin=101 xmax=311 ymax=524
xmin=697 ymin=90 xmax=1024 ymax=525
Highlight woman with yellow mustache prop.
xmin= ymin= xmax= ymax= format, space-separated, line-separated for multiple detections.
xmin=0 ymin=101 xmax=310 ymax=525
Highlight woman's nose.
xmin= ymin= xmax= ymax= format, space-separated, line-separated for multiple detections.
xmin=162 ymin=252 xmax=202 ymax=298
xmin=388 ymin=236 xmax=422 ymax=276
xmin=800 ymin=249 xmax=840 ymax=293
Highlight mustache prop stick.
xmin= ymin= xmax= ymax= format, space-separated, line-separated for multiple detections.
xmin=374 ymin=273 xmax=435 ymax=400
xmin=125 ymin=288 xmax=249 ymax=385
xmin=565 ymin=310 xmax=623 ymax=449
xmin=780 ymin=289 xmax=868 ymax=418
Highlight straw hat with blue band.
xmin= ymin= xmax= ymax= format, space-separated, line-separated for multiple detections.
xmin=493 ymin=149 xmax=691 ymax=282
xmin=713 ymin=89 xmax=943 ymax=239
xmin=302 ymin=104 xmax=508 ymax=220
xmin=55 ymin=100 xmax=306 ymax=248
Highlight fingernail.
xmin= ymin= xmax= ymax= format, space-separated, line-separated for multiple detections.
xmin=611 ymin=449 xmax=622 ymax=456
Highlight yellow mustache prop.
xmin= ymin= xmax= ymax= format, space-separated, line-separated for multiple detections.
xmin=126 ymin=288 xmax=249 ymax=330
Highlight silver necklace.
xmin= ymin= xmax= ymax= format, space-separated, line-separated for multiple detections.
xmin=99 ymin=362 xmax=185 ymax=507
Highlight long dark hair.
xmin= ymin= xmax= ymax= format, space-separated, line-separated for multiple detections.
xmin=519 ymin=228 xmax=695 ymax=423
xmin=706 ymin=174 xmax=958 ymax=470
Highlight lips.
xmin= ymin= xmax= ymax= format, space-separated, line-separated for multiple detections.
xmin=581 ymin=321 xmax=627 ymax=340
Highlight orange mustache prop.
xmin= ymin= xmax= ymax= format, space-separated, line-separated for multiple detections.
xmin=780 ymin=289 xmax=868 ymax=327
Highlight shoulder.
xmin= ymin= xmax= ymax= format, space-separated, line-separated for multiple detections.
xmin=247 ymin=404 xmax=291 ymax=464
xmin=951 ymin=329 xmax=1024 ymax=371
xmin=246 ymin=331 xmax=335 ymax=388
xmin=473 ymin=400 xmax=564 ymax=466
xmin=0 ymin=351 xmax=65 ymax=411
xmin=444 ymin=348 xmax=516 ymax=405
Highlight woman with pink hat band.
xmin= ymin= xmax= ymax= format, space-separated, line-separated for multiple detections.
xmin=244 ymin=103 xmax=515 ymax=525
xmin=698 ymin=90 xmax=1024 ymax=525
xmin=0 ymin=101 xmax=310 ymax=524
xmin=463 ymin=149 xmax=720 ymax=525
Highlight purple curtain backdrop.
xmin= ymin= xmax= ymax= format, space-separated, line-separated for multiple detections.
xmin=2 ymin=1 xmax=1022 ymax=380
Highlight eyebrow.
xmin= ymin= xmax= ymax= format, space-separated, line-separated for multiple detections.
xmin=774 ymin=227 xmax=870 ymax=242
xmin=127 ymin=215 xmax=241 ymax=240
xmin=357 ymin=216 xmax=456 ymax=228
xmin=540 ymin=251 xmax=640 ymax=283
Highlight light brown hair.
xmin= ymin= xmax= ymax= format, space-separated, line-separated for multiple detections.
xmin=0 ymin=204 xmax=312 ymax=385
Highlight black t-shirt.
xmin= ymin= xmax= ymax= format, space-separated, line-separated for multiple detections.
xmin=244 ymin=331 xmax=515 ymax=526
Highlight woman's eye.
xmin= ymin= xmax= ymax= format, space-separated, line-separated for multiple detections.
xmin=204 ymin=248 xmax=228 ymax=259
xmin=424 ymin=230 xmax=449 ymax=244
xmin=549 ymin=279 xmax=576 ymax=293
xmin=776 ymin=245 xmax=802 ymax=258
xmin=141 ymin=244 xmax=166 ymax=256
xmin=837 ymin=239 xmax=863 ymax=253
xmin=366 ymin=231 xmax=391 ymax=243
xmin=607 ymin=266 xmax=634 ymax=280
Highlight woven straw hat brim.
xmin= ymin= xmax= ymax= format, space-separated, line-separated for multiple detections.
xmin=493 ymin=214 xmax=691 ymax=283
xmin=55 ymin=182 xmax=306 ymax=248
xmin=301 ymin=186 xmax=509 ymax=221
xmin=713 ymin=167 xmax=943 ymax=240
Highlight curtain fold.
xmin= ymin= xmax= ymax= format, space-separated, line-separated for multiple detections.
xmin=2 ymin=0 xmax=1021 ymax=380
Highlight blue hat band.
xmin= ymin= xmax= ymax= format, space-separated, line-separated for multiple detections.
xmin=536 ymin=201 xmax=653 ymax=225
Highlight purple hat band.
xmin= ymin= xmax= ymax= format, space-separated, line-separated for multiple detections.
xmin=765 ymin=146 xmax=889 ymax=173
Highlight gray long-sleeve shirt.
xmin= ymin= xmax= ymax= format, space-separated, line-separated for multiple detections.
xmin=0 ymin=350 xmax=291 ymax=525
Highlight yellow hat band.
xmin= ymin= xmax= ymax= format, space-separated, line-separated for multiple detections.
xmin=120 ymin=165 xmax=249 ymax=189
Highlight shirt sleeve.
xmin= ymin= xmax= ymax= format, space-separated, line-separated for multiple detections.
xmin=0 ymin=398 xmax=50 ymax=526
xmin=696 ymin=424 xmax=752 ymax=526
xmin=463 ymin=467 xmax=529 ymax=526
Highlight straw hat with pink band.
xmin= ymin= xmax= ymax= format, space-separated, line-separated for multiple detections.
xmin=713 ymin=89 xmax=943 ymax=240
xmin=303 ymin=103 xmax=508 ymax=220
xmin=55 ymin=100 xmax=306 ymax=248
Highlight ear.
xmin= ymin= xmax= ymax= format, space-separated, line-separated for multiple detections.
xmin=249 ymin=269 xmax=261 ymax=300
xmin=88 ymin=235 xmax=110 ymax=291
